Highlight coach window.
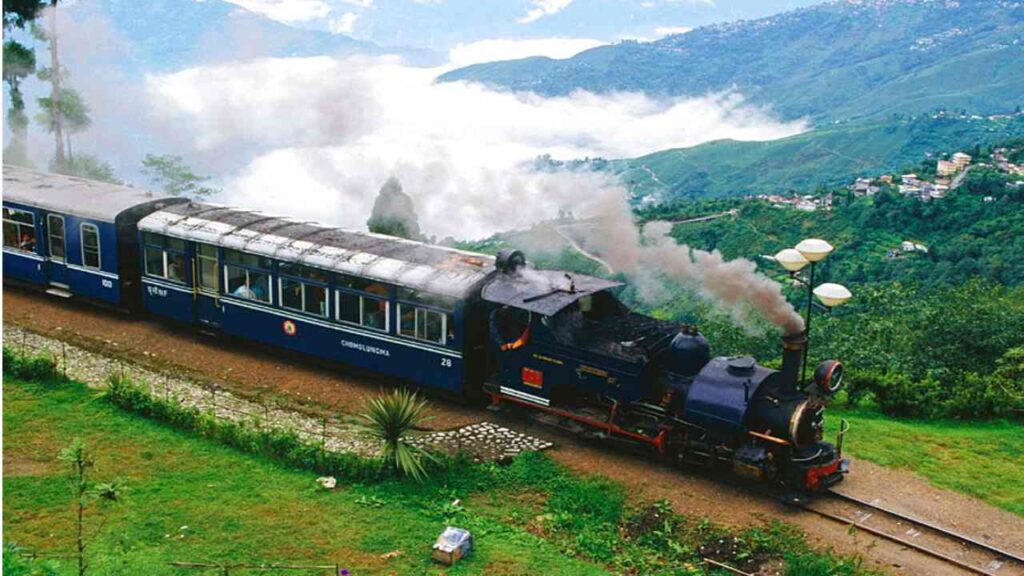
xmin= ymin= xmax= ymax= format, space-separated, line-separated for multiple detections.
xmin=196 ymin=243 xmax=219 ymax=292
xmin=336 ymin=275 xmax=389 ymax=331
xmin=80 ymin=223 xmax=101 ymax=270
xmin=3 ymin=207 xmax=36 ymax=253
xmin=143 ymin=232 xmax=186 ymax=282
xmin=47 ymin=215 xmax=66 ymax=261
xmin=223 ymin=249 xmax=272 ymax=303
xmin=279 ymin=262 xmax=329 ymax=317
xmin=397 ymin=288 xmax=455 ymax=346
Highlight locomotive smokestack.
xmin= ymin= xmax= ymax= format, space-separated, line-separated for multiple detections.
xmin=780 ymin=333 xmax=807 ymax=393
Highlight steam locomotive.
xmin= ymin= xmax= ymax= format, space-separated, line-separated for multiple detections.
xmin=3 ymin=166 xmax=847 ymax=494
xmin=485 ymin=249 xmax=848 ymax=494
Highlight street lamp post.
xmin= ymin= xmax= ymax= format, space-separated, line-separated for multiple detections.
xmin=773 ymin=239 xmax=851 ymax=387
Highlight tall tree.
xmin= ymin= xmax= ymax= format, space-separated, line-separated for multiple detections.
xmin=2 ymin=40 xmax=36 ymax=166
xmin=367 ymin=176 xmax=425 ymax=241
xmin=27 ymin=1 xmax=66 ymax=167
xmin=141 ymin=154 xmax=217 ymax=198
xmin=46 ymin=0 xmax=65 ymax=167
xmin=36 ymin=87 xmax=90 ymax=162
xmin=3 ymin=0 xmax=44 ymax=166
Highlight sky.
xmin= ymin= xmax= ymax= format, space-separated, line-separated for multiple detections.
xmin=9 ymin=0 xmax=815 ymax=240
xmin=218 ymin=0 xmax=824 ymax=52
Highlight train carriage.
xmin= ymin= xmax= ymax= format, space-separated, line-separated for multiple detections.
xmin=2 ymin=165 xmax=186 ymax=307
xmin=136 ymin=202 xmax=496 ymax=394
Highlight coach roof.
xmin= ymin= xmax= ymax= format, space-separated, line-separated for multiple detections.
xmin=2 ymin=165 xmax=183 ymax=222
xmin=138 ymin=202 xmax=496 ymax=299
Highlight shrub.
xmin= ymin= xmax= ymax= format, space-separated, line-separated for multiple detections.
xmin=358 ymin=388 xmax=434 ymax=480
xmin=3 ymin=347 xmax=60 ymax=382
xmin=2 ymin=543 xmax=60 ymax=576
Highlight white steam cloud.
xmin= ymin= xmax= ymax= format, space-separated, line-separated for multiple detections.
xmin=143 ymin=56 xmax=806 ymax=239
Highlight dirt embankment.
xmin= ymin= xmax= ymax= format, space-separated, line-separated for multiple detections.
xmin=5 ymin=287 xmax=1023 ymax=575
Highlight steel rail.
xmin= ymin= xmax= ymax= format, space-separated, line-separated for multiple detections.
xmin=828 ymin=490 xmax=1024 ymax=565
xmin=796 ymin=490 xmax=1024 ymax=576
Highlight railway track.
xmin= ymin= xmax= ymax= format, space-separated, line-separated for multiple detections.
xmin=801 ymin=490 xmax=1024 ymax=575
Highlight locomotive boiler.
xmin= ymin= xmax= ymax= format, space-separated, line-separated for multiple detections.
xmin=483 ymin=250 xmax=848 ymax=493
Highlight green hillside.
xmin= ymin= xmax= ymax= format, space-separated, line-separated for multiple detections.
xmin=440 ymin=0 xmax=1024 ymax=124
xmin=612 ymin=113 xmax=1024 ymax=201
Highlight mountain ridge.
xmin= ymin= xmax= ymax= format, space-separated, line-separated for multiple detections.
xmin=438 ymin=0 xmax=1024 ymax=124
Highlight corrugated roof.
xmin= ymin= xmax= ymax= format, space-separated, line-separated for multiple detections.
xmin=2 ymin=164 xmax=181 ymax=222
xmin=481 ymin=268 xmax=622 ymax=315
xmin=138 ymin=202 xmax=497 ymax=299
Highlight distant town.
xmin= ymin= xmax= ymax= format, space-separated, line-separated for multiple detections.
xmin=748 ymin=143 xmax=1024 ymax=213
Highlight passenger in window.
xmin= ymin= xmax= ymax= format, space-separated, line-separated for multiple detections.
xmin=168 ymin=255 xmax=186 ymax=282
xmin=19 ymin=232 xmax=35 ymax=252
xmin=233 ymin=283 xmax=257 ymax=299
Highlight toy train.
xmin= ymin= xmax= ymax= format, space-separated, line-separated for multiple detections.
xmin=3 ymin=165 xmax=848 ymax=493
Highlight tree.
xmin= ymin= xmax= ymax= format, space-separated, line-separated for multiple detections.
xmin=58 ymin=438 xmax=125 ymax=576
xmin=59 ymin=154 xmax=119 ymax=184
xmin=141 ymin=154 xmax=217 ymax=198
xmin=367 ymin=176 xmax=424 ymax=241
xmin=3 ymin=0 xmax=44 ymax=166
xmin=36 ymin=87 xmax=90 ymax=162
xmin=25 ymin=0 xmax=68 ymax=167
xmin=3 ymin=0 xmax=45 ymax=28
xmin=2 ymin=39 xmax=36 ymax=166
xmin=359 ymin=389 xmax=434 ymax=480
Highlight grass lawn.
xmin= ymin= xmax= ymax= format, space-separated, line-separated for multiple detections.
xmin=826 ymin=408 xmax=1024 ymax=516
xmin=3 ymin=372 xmax=876 ymax=576
xmin=2 ymin=379 xmax=610 ymax=576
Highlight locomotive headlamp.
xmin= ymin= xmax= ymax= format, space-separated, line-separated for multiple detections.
xmin=795 ymin=238 xmax=834 ymax=262
xmin=813 ymin=283 xmax=852 ymax=308
xmin=774 ymin=248 xmax=809 ymax=272
xmin=813 ymin=360 xmax=844 ymax=395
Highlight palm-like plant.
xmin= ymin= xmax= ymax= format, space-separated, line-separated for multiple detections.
xmin=359 ymin=388 xmax=434 ymax=480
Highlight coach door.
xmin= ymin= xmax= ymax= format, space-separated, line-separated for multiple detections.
xmin=46 ymin=214 xmax=70 ymax=286
xmin=193 ymin=243 xmax=224 ymax=328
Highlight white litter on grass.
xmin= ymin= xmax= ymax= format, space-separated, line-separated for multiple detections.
xmin=317 ymin=476 xmax=337 ymax=490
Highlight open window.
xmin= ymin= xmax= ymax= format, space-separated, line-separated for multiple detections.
xmin=223 ymin=249 xmax=272 ymax=303
xmin=143 ymin=232 xmax=185 ymax=282
xmin=3 ymin=207 xmax=36 ymax=253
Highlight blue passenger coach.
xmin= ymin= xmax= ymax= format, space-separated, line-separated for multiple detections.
xmin=2 ymin=166 xmax=185 ymax=307
xmin=136 ymin=202 xmax=495 ymax=394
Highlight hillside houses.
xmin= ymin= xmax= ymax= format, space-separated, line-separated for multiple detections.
xmin=992 ymin=148 xmax=1024 ymax=175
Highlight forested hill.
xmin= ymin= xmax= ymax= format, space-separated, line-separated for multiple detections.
xmin=612 ymin=112 xmax=1024 ymax=201
xmin=439 ymin=0 xmax=1024 ymax=124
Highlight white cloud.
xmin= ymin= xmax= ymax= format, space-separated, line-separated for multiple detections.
xmin=341 ymin=0 xmax=373 ymax=6
xmin=221 ymin=0 xmax=331 ymax=23
xmin=448 ymin=37 xmax=605 ymax=67
xmin=146 ymin=56 xmax=806 ymax=239
xmin=518 ymin=0 xmax=573 ymax=24
xmin=654 ymin=26 xmax=693 ymax=37
xmin=328 ymin=12 xmax=359 ymax=34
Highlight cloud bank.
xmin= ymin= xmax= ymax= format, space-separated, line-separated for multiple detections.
xmin=142 ymin=55 xmax=805 ymax=239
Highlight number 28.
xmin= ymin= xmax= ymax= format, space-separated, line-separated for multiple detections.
xmin=440 ymin=358 xmax=452 ymax=368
